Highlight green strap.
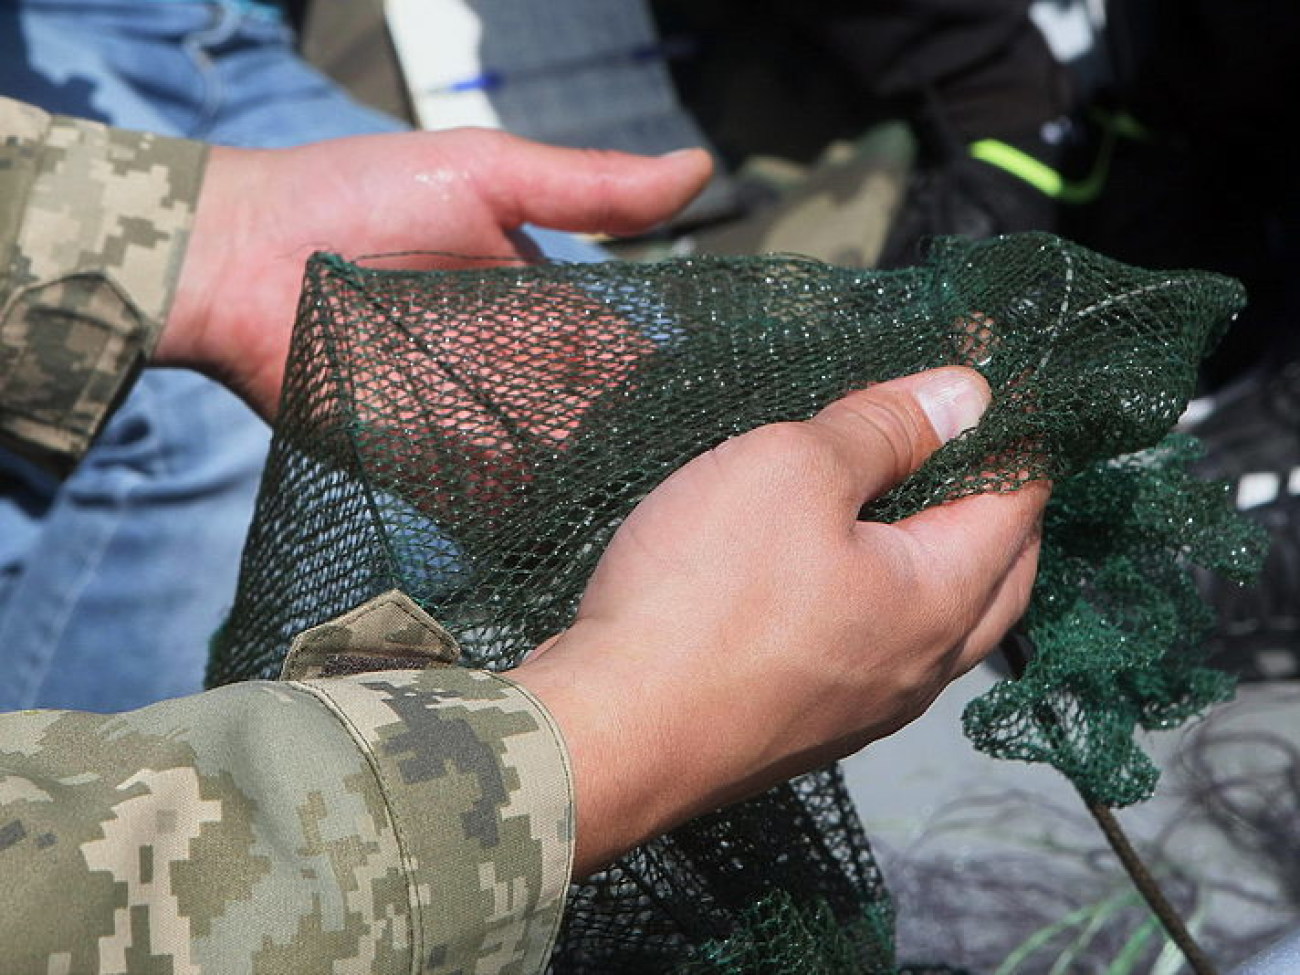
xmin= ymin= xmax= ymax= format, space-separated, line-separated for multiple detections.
xmin=969 ymin=110 xmax=1147 ymax=205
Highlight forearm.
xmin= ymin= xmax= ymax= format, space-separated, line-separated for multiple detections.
xmin=0 ymin=95 xmax=205 ymax=476
xmin=0 ymin=666 xmax=573 ymax=973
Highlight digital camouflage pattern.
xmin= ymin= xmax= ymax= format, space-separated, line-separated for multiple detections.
xmin=0 ymin=98 xmax=576 ymax=971
xmin=0 ymin=95 xmax=205 ymax=475
xmin=282 ymin=589 xmax=462 ymax=680
xmin=0 ymin=661 xmax=573 ymax=974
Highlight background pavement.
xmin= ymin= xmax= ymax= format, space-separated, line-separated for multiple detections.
xmin=842 ymin=664 xmax=1300 ymax=972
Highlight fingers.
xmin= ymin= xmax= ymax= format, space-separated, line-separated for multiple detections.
xmin=877 ymin=481 xmax=1048 ymax=660
xmin=897 ymin=480 xmax=1048 ymax=574
xmin=787 ymin=366 xmax=1045 ymax=683
xmin=466 ymin=131 xmax=714 ymax=236
xmin=949 ymin=526 xmax=1042 ymax=674
xmin=809 ymin=367 xmax=992 ymax=512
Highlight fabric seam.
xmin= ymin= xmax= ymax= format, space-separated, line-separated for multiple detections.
xmin=280 ymin=678 xmax=428 ymax=975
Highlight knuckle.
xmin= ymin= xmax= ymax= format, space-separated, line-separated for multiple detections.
xmin=565 ymin=147 xmax=631 ymax=227
xmin=580 ymin=152 xmax=619 ymax=227
xmin=833 ymin=391 xmax=931 ymax=478
xmin=742 ymin=422 xmax=841 ymax=482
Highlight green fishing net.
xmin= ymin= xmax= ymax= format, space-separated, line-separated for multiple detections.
xmin=209 ymin=231 xmax=1263 ymax=972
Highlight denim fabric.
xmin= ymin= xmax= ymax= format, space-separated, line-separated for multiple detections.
xmin=0 ymin=0 xmax=604 ymax=711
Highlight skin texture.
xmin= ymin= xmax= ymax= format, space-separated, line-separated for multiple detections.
xmin=159 ymin=129 xmax=712 ymax=419
xmin=513 ymin=368 xmax=1046 ymax=876
xmin=156 ymin=130 xmax=1045 ymax=880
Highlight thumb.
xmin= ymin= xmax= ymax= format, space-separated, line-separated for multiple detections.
xmin=471 ymin=134 xmax=714 ymax=236
xmin=809 ymin=366 xmax=991 ymax=507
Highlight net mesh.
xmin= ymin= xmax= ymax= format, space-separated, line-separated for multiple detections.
xmin=209 ymin=232 xmax=1264 ymax=972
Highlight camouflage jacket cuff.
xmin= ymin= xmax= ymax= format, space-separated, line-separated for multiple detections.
xmin=294 ymin=667 xmax=576 ymax=972
xmin=1 ymin=97 xmax=207 ymax=477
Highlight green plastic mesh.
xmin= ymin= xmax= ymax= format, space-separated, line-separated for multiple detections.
xmin=209 ymin=232 xmax=1263 ymax=972
xmin=963 ymin=434 xmax=1263 ymax=805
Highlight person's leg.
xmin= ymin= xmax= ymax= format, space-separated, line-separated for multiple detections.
xmin=190 ymin=6 xmax=609 ymax=259
xmin=0 ymin=1 xmax=276 ymax=711
xmin=0 ymin=372 xmax=268 ymax=710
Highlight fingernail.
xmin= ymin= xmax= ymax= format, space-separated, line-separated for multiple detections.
xmin=916 ymin=370 xmax=990 ymax=443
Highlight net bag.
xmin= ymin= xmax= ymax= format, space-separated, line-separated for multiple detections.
xmin=209 ymin=232 xmax=1262 ymax=972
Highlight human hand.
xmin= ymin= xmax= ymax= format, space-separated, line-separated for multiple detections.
xmin=511 ymin=366 xmax=1047 ymax=875
xmin=155 ymin=130 xmax=711 ymax=417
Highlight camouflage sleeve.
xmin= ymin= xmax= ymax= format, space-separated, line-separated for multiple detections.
xmin=0 ymin=95 xmax=206 ymax=477
xmin=0 ymin=667 xmax=574 ymax=973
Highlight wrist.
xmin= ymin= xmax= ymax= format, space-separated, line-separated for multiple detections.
xmin=154 ymin=146 xmax=291 ymax=418
xmin=155 ymin=147 xmax=237 ymax=371
xmin=512 ymin=626 xmax=708 ymax=876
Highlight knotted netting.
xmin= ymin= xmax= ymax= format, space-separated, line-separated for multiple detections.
xmin=209 ymin=232 xmax=1263 ymax=973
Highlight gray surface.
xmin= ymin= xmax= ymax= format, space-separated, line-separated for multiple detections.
xmin=1231 ymin=930 xmax=1300 ymax=975
xmin=841 ymin=664 xmax=1300 ymax=972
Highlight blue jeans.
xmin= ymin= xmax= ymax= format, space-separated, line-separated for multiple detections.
xmin=0 ymin=0 xmax=604 ymax=712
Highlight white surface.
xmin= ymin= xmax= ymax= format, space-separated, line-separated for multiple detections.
xmin=385 ymin=0 xmax=500 ymax=130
